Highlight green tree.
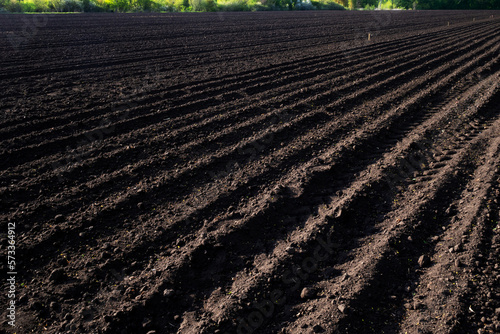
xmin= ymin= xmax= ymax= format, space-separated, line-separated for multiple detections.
xmin=135 ymin=0 xmax=151 ymax=10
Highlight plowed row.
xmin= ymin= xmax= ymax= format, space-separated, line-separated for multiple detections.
xmin=1 ymin=10 xmax=499 ymax=334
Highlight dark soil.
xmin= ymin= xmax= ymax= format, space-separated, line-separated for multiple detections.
xmin=0 ymin=10 xmax=499 ymax=334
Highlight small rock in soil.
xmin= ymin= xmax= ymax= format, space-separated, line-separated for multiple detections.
xmin=163 ymin=289 xmax=175 ymax=298
xmin=54 ymin=214 xmax=65 ymax=222
xmin=300 ymin=287 xmax=316 ymax=299
xmin=418 ymin=255 xmax=431 ymax=267
xmin=338 ymin=304 xmax=346 ymax=313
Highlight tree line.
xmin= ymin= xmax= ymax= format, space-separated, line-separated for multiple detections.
xmin=0 ymin=0 xmax=498 ymax=13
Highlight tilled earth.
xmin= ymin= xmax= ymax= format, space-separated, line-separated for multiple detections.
xmin=0 ymin=10 xmax=499 ymax=334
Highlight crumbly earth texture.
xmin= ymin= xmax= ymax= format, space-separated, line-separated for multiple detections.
xmin=0 ymin=10 xmax=499 ymax=334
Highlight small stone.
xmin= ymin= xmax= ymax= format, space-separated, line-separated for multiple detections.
xmin=300 ymin=287 xmax=315 ymax=299
xmin=338 ymin=304 xmax=346 ymax=313
xmin=495 ymin=308 xmax=500 ymax=316
xmin=173 ymin=315 xmax=180 ymax=322
xmin=163 ymin=289 xmax=175 ymax=298
xmin=418 ymin=255 xmax=431 ymax=267
xmin=455 ymin=259 xmax=462 ymax=267
xmin=146 ymin=331 xmax=157 ymax=334
xmin=49 ymin=301 xmax=59 ymax=310
xmin=137 ymin=202 xmax=144 ymax=210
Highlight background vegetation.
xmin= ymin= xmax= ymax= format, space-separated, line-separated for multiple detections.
xmin=0 ymin=0 xmax=498 ymax=13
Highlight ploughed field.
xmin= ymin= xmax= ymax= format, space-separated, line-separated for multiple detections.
xmin=1 ymin=10 xmax=500 ymax=334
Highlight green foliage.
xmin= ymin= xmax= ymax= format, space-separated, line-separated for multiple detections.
xmin=0 ymin=0 xmax=497 ymax=12
xmin=133 ymin=0 xmax=151 ymax=10
xmin=359 ymin=0 xmax=377 ymax=7
xmin=217 ymin=0 xmax=250 ymax=11
xmin=47 ymin=0 xmax=84 ymax=11
xmin=311 ymin=0 xmax=345 ymax=8
xmin=21 ymin=1 xmax=37 ymax=11
xmin=415 ymin=0 xmax=499 ymax=9
xmin=4 ymin=0 xmax=22 ymax=11
xmin=173 ymin=0 xmax=188 ymax=9
xmin=377 ymin=0 xmax=408 ymax=9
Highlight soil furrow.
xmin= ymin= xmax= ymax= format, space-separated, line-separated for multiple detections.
xmin=3 ymin=23 xmax=498 ymax=229
xmin=178 ymin=70 xmax=500 ymax=334
xmin=11 ymin=35 xmax=500 ymax=284
xmin=94 ymin=49 xmax=500 ymax=334
xmin=3 ymin=21 xmax=496 ymax=169
xmin=0 ymin=19 xmax=486 ymax=140
xmin=2 ymin=11 xmax=499 ymax=334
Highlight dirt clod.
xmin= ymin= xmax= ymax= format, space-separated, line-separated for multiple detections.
xmin=163 ymin=289 xmax=175 ymax=298
xmin=418 ymin=255 xmax=431 ymax=267
xmin=300 ymin=287 xmax=316 ymax=299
